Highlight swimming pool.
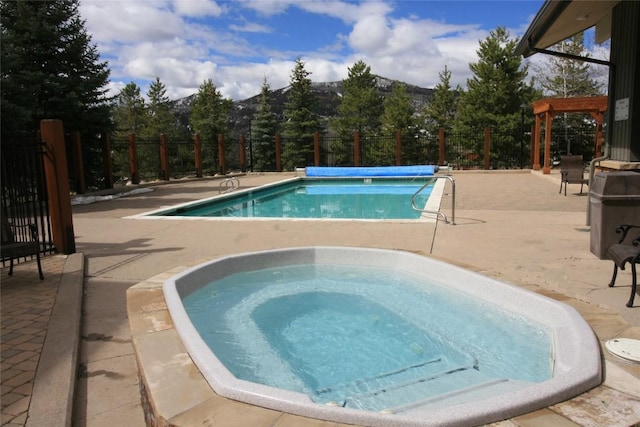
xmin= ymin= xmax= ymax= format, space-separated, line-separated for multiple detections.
xmin=140 ymin=177 xmax=443 ymax=220
xmin=164 ymin=247 xmax=601 ymax=427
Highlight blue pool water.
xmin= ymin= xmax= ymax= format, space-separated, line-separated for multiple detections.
xmin=183 ymin=263 xmax=553 ymax=411
xmin=153 ymin=178 xmax=435 ymax=219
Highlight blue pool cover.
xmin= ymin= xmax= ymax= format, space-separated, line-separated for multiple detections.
xmin=305 ymin=165 xmax=438 ymax=177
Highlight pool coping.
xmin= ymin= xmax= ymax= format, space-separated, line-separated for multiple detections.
xmin=130 ymin=248 xmax=603 ymax=427
xmin=124 ymin=177 xmax=445 ymax=223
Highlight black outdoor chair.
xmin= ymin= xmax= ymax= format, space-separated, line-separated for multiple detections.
xmin=559 ymin=155 xmax=588 ymax=196
xmin=1 ymin=219 xmax=44 ymax=280
xmin=607 ymin=224 xmax=640 ymax=307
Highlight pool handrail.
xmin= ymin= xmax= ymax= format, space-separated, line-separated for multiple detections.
xmin=411 ymin=175 xmax=455 ymax=225
xmin=219 ymin=177 xmax=240 ymax=194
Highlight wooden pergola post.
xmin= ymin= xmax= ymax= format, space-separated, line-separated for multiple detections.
xmin=533 ymin=114 xmax=541 ymax=170
xmin=543 ymin=112 xmax=553 ymax=174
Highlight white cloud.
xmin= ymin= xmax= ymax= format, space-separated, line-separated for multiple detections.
xmin=80 ymin=1 xmax=183 ymax=45
xmin=229 ymin=22 xmax=272 ymax=33
xmin=240 ymin=0 xmax=293 ymax=16
xmin=80 ymin=0 xmax=542 ymax=102
xmin=172 ymin=0 xmax=223 ymax=17
xmin=349 ymin=14 xmax=392 ymax=53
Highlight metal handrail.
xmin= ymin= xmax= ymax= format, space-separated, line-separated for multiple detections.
xmin=411 ymin=175 xmax=455 ymax=225
xmin=219 ymin=177 xmax=240 ymax=194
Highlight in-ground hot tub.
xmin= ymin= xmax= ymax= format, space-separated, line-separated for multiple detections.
xmin=163 ymin=247 xmax=601 ymax=427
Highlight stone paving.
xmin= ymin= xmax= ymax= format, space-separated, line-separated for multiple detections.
xmin=2 ymin=170 xmax=640 ymax=427
xmin=1 ymin=255 xmax=67 ymax=426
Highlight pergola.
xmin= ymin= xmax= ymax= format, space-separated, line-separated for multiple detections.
xmin=531 ymin=96 xmax=608 ymax=173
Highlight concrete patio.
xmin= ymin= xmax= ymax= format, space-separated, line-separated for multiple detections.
xmin=1 ymin=170 xmax=639 ymax=426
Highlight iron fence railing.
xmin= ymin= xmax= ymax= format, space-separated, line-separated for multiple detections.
xmin=106 ymin=126 xmax=597 ymax=181
xmin=1 ymin=137 xmax=55 ymax=264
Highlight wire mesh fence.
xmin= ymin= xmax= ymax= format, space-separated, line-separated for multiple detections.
xmin=106 ymin=126 xmax=597 ymax=182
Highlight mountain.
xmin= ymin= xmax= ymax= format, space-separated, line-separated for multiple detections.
xmin=172 ymin=76 xmax=435 ymax=137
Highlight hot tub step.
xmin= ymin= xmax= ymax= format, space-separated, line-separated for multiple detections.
xmin=343 ymin=367 xmax=497 ymax=411
xmin=313 ymin=356 xmax=468 ymax=404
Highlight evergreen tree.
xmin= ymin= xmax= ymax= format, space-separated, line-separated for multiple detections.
xmin=536 ymin=33 xmax=604 ymax=98
xmin=1 ymin=0 xmax=111 ymax=135
xmin=112 ymin=82 xmax=146 ymax=137
xmin=144 ymin=77 xmax=176 ymax=139
xmin=382 ymin=83 xmax=415 ymax=134
xmin=251 ymin=79 xmax=279 ymax=171
xmin=332 ymin=60 xmax=382 ymax=136
xmin=421 ymin=65 xmax=460 ymax=134
xmin=330 ymin=60 xmax=382 ymax=164
xmin=381 ymin=83 xmax=416 ymax=164
xmin=454 ymin=27 xmax=535 ymax=167
xmin=455 ymin=27 xmax=532 ymax=134
xmin=282 ymin=58 xmax=320 ymax=170
xmin=533 ymin=33 xmax=605 ymax=156
xmin=190 ymin=79 xmax=232 ymax=173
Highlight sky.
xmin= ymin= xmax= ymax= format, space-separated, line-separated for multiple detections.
xmin=77 ymin=0 xmax=601 ymax=102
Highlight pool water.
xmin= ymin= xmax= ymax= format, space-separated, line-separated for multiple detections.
xmin=154 ymin=178 xmax=435 ymax=219
xmin=183 ymin=263 xmax=552 ymax=412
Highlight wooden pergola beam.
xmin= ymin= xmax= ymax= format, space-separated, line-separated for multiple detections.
xmin=531 ymin=96 xmax=608 ymax=174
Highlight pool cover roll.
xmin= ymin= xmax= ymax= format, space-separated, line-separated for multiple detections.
xmin=305 ymin=165 xmax=438 ymax=177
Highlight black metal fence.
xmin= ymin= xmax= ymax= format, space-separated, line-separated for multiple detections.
xmin=1 ymin=136 xmax=55 ymax=264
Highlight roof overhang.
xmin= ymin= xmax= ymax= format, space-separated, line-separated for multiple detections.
xmin=515 ymin=0 xmax=620 ymax=58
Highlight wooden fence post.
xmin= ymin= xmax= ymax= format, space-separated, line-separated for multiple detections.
xmin=102 ymin=132 xmax=114 ymax=189
xmin=354 ymin=131 xmax=360 ymax=166
xmin=275 ymin=133 xmax=282 ymax=172
xmin=128 ymin=133 xmax=140 ymax=184
xmin=438 ymin=128 xmax=446 ymax=166
xmin=396 ymin=130 xmax=402 ymax=166
xmin=194 ymin=134 xmax=202 ymax=178
xmin=239 ymin=134 xmax=247 ymax=171
xmin=314 ymin=131 xmax=320 ymax=166
xmin=217 ymin=134 xmax=226 ymax=175
xmin=484 ymin=127 xmax=491 ymax=170
xmin=160 ymin=133 xmax=169 ymax=180
xmin=71 ymin=130 xmax=86 ymax=194
xmin=40 ymin=119 xmax=75 ymax=255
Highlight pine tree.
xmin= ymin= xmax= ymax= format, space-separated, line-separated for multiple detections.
xmin=112 ymin=82 xmax=146 ymax=138
xmin=455 ymin=27 xmax=531 ymax=134
xmin=536 ymin=33 xmax=604 ymax=98
xmin=380 ymin=83 xmax=416 ymax=164
xmin=422 ymin=65 xmax=460 ymax=134
xmin=534 ymin=33 xmax=605 ymax=156
xmin=329 ymin=60 xmax=382 ymax=165
xmin=282 ymin=58 xmax=320 ymax=170
xmin=145 ymin=77 xmax=176 ymax=139
xmin=382 ymin=83 xmax=415 ymax=134
xmin=190 ymin=79 xmax=232 ymax=172
xmin=1 ymin=0 xmax=111 ymax=135
xmin=332 ymin=60 xmax=382 ymax=137
xmin=251 ymin=79 xmax=279 ymax=171
xmin=453 ymin=27 xmax=535 ymax=167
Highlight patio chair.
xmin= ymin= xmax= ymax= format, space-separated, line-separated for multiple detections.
xmin=607 ymin=224 xmax=640 ymax=307
xmin=1 ymin=219 xmax=44 ymax=280
xmin=559 ymin=155 xmax=588 ymax=196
